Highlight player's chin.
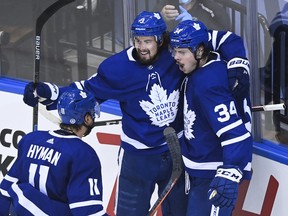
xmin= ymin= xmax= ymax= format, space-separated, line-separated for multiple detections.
xmin=177 ymin=63 xmax=186 ymax=73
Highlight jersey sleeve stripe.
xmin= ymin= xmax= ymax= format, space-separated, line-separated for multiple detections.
xmin=221 ymin=132 xmax=251 ymax=147
xmin=216 ymin=31 xmax=232 ymax=50
xmin=3 ymin=174 xmax=18 ymax=183
xmin=216 ymin=119 xmax=243 ymax=137
xmin=74 ymin=81 xmax=85 ymax=90
xmin=11 ymin=183 xmax=49 ymax=216
xmin=69 ymin=199 xmax=104 ymax=209
xmin=183 ymin=156 xmax=222 ymax=170
xmin=211 ymin=31 xmax=218 ymax=51
xmin=0 ymin=188 xmax=9 ymax=197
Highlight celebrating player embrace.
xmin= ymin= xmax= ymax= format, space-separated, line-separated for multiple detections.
xmin=22 ymin=10 xmax=250 ymax=216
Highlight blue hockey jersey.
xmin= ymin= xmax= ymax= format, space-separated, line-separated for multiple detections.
xmin=0 ymin=130 xmax=107 ymax=216
xmin=45 ymin=30 xmax=248 ymax=155
xmin=72 ymin=47 xmax=185 ymax=153
xmin=181 ymin=52 xmax=253 ymax=179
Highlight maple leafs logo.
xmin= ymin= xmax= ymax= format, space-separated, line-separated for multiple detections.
xmin=183 ymin=95 xmax=196 ymax=140
xmin=139 ymin=84 xmax=179 ymax=127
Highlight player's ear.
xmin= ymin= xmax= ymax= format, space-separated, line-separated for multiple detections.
xmin=84 ymin=113 xmax=93 ymax=125
xmin=196 ymin=46 xmax=204 ymax=59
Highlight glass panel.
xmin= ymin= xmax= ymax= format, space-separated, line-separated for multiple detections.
xmin=0 ymin=0 xmax=159 ymax=85
xmin=257 ymin=0 xmax=288 ymax=145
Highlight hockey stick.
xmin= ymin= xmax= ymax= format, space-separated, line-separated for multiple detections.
xmin=33 ymin=0 xmax=75 ymax=131
xmin=39 ymin=104 xmax=122 ymax=127
xmin=94 ymin=119 xmax=122 ymax=126
xmin=147 ymin=127 xmax=183 ymax=216
xmin=39 ymin=103 xmax=286 ymax=128
xmin=251 ymin=103 xmax=286 ymax=112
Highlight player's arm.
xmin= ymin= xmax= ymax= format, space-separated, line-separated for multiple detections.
xmin=199 ymin=77 xmax=252 ymax=208
xmin=209 ymin=30 xmax=250 ymax=100
xmin=7 ymin=182 xmax=72 ymax=215
xmin=23 ymin=63 xmax=113 ymax=110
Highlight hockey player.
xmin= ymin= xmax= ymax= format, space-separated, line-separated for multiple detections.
xmin=0 ymin=89 xmax=108 ymax=216
xmin=169 ymin=20 xmax=253 ymax=216
xmin=22 ymin=11 xmax=250 ymax=216
xmin=157 ymin=0 xmax=250 ymax=101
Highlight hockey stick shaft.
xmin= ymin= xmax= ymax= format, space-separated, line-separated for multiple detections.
xmin=39 ymin=103 xmax=122 ymax=127
xmin=147 ymin=127 xmax=183 ymax=216
xmin=252 ymin=103 xmax=286 ymax=112
xmin=94 ymin=119 xmax=122 ymax=126
xmin=33 ymin=0 xmax=75 ymax=131
xmin=39 ymin=103 xmax=286 ymax=128
xmin=94 ymin=104 xmax=285 ymax=126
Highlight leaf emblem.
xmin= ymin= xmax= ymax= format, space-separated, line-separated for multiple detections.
xmin=139 ymin=84 xmax=179 ymax=127
xmin=183 ymin=95 xmax=196 ymax=140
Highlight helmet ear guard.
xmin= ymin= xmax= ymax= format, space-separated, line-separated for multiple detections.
xmin=57 ymin=89 xmax=100 ymax=125
xmin=131 ymin=11 xmax=167 ymax=45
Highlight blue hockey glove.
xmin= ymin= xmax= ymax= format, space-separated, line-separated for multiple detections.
xmin=227 ymin=57 xmax=250 ymax=100
xmin=176 ymin=5 xmax=193 ymax=22
xmin=23 ymin=82 xmax=59 ymax=107
xmin=208 ymin=165 xmax=243 ymax=208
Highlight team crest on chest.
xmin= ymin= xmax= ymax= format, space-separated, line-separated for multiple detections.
xmin=139 ymin=84 xmax=179 ymax=127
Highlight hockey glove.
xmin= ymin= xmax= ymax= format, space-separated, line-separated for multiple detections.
xmin=227 ymin=57 xmax=250 ymax=100
xmin=176 ymin=5 xmax=193 ymax=22
xmin=208 ymin=165 xmax=243 ymax=208
xmin=23 ymin=82 xmax=59 ymax=107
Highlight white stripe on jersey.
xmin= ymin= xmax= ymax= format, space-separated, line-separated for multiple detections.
xmin=210 ymin=30 xmax=232 ymax=51
xmin=0 ymin=188 xmax=9 ymax=197
xmin=221 ymin=132 xmax=251 ymax=147
xmin=11 ymin=183 xmax=49 ymax=216
xmin=4 ymin=173 xmax=18 ymax=183
xmin=121 ymin=131 xmax=166 ymax=149
xmin=216 ymin=119 xmax=243 ymax=137
xmin=216 ymin=31 xmax=232 ymax=50
xmin=183 ymin=156 xmax=252 ymax=172
xmin=74 ymin=81 xmax=85 ymax=90
xmin=183 ymin=156 xmax=222 ymax=170
xmin=70 ymin=200 xmax=104 ymax=209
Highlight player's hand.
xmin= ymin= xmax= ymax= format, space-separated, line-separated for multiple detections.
xmin=23 ymin=82 xmax=59 ymax=107
xmin=176 ymin=5 xmax=193 ymax=22
xmin=208 ymin=165 xmax=242 ymax=208
xmin=227 ymin=57 xmax=250 ymax=100
xmin=161 ymin=5 xmax=179 ymax=21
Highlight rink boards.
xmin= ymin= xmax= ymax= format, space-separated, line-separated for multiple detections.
xmin=1 ymin=77 xmax=288 ymax=216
